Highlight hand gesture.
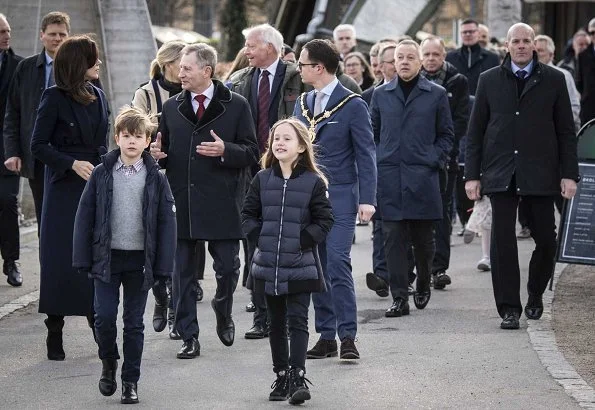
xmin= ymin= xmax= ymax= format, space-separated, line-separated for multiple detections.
xmin=561 ymin=178 xmax=577 ymax=199
xmin=72 ymin=160 xmax=94 ymax=181
xmin=4 ymin=157 xmax=22 ymax=173
xmin=150 ymin=132 xmax=167 ymax=160
xmin=358 ymin=204 xmax=375 ymax=224
xmin=196 ymin=130 xmax=225 ymax=157
xmin=465 ymin=180 xmax=481 ymax=201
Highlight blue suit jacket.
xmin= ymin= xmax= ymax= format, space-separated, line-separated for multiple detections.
xmin=293 ymin=82 xmax=377 ymax=214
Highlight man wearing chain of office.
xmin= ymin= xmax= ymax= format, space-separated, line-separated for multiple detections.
xmin=292 ymin=39 xmax=377 ymax=360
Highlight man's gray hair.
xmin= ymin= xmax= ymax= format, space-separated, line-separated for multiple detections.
xmin=535 ymin=34 xmax=555 ymax=54
xmin=333 ymin=24 xmax=356 ymax=40
xmin=0 ymin=13 xmax=7 ymax=21
xmin=589 ymin=18 xmax=595 ymax=29
xmin=183 ymin=43 xmax=217 ymax=75
xmin=506 ymin=23 xmax=535 ymax=42
xmin=242 ymin=23 xmax=283 ymax=55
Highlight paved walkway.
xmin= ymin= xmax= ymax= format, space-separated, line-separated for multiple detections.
xmin=0 ymin=224 xmax=590 ymax=409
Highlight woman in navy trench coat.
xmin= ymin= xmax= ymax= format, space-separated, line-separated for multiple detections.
xmin=31 ymin=35 xmax=108 ymax=360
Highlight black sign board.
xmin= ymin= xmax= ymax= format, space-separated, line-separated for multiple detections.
xmin=557 ymin=162 xmax=595 ymax=265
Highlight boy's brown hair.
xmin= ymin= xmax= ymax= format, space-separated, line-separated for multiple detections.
xmin=41 ymin=11 xmax=71 ymax=33
xmin=114 ymin=106 xmax=156 ymax=140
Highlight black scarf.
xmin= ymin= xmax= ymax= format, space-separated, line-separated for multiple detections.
xmin=157 ymin=75 xmax=182 ymax=97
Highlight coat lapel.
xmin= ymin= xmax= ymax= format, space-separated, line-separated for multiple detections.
xmin=250 ymin=68 xmax=259 ymax=114
xmin=405 ymin=76 xmax=432 ymax=106
xmin=177 ymin=90 xmax=197 ymax=125
xmin=197 ymin=80 xmax=228 ymax=130
xmin=386 ymin=78 xmax=405 ymax=105
xmin=269 ymin=60 xmax=286 ymax=108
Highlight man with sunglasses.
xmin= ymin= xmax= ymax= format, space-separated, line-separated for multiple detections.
xmin=446 ymin=19 xmax=499 ymax=95
xmin=577 ymin=18 xmax=595 ymax=125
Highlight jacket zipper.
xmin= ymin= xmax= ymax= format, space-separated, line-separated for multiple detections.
xmin=274 ymin=179 xmax=288 ymax=295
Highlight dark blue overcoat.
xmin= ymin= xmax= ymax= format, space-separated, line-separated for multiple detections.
xmin=370 ymin=75 xmax=454 ymax=221
xmin=31 ymin=85 xmax=108 ymax=316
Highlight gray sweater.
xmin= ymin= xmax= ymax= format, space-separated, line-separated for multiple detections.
xmin=110 ymin=165 xmax=147 ymax=250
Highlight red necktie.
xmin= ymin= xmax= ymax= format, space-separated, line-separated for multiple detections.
xmin=195 ymin=94 xmax=206 ymax=120
xmin=257 ymin=70 xmax=270 ymax=152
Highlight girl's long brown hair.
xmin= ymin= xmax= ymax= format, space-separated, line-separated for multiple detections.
xmin=261 ymin=118 xmax=328 ymax=187
xmin=54 ymin=35 xmax=99 ymax=105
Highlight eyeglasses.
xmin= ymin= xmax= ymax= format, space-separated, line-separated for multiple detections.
xmin=298 ymin=62 xmax=318 ymax=69
xmin=589 ymin=30 xmax=595 ymax=36
xmin=461 ymin=30 xmax=477 ymax=35
xmin=345 ymin=63 xmax=362 ymax=68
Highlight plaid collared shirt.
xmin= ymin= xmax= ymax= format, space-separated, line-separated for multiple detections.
xmin=115 ymin=156 xmax=145 ymax=177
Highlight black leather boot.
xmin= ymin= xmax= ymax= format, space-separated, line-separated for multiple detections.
xmin=288 ymin=368 xmax=311 ymax=405
xmin=44 ymin=316 xmax=65 ymax=361
xmin=98 ymin=359 xmax=118 ymax=396
xmin=121 ymin=381 xmax=139 ymax=404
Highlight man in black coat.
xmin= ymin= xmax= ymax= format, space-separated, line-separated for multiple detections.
xmin=0 ymin=14 xmax=23 ymax=287
xmin=3 ymin=11 xmax=70 ymax=230
xmin=446 ymin=19 xmax=500 ymax=95
xmin=421 ymin=36 xmax=470 ymax=290
xmin=577 ymin=18 xmax=595 ymax=125
xmin=151 ymin=43 xmax=258 ymax=358
xmin=465 ymin=23 xmax=579 ymax=330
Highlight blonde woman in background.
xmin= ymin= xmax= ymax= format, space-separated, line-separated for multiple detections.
xmin=132 ymin=40 xmax=207 ymax=341
xmin=132 ymin=40 xmax=185 ymax=122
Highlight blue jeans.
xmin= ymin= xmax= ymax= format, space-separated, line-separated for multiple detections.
xmin=313 ymin=211 xmax=357 ymax=341
xmin=94 ymin=250 xmax=148 ymax=383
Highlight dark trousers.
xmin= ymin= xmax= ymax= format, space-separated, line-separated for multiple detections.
xmin=455 ymin=166 xmax=474 ymax=225
xmin=173 ymin=239 xmax=240 ymax=341
xmin=374 ymin=210 xmax=415 ymax=285
xmin=518 ymin=197 xmax=529 ymax=228
xmin=489 ymin=185 xmax=556 ymax=317
xmin=383 ymin=220 xmax=435 ymax=300
xmin=432 ymin=168 xmax=457 ymax=274
xmin=266 ymin=292 xmax=310 ymax=373
xmin=28 ymin=160 xmax=45 ymax=236
xmin=94 ymin=250 xmax=148 ymax=383
xmin=372 ymin=209 xmax=389 ymax=283
xmin=153 ymin=240 xmax=204 ymax=310
xmin=0 ymin=175 xmax=20 ymax=262
xmin=246 ymin=238 xmax=268 ymax=328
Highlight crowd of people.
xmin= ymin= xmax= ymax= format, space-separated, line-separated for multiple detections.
xmin=0 ymin=9 xmax=588 ymax=406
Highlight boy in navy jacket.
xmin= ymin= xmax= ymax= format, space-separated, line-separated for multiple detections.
xmin=73 ymin=106 xmax=177 ymax=404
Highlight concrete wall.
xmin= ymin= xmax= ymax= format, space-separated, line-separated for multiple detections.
xmin=0 ymin=0 xmax=156 ymax=219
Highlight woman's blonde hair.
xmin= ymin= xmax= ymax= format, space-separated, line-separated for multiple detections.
xmin=149 ymin=40 xmax=186 ymax=79
xmin=261 ymin=118 xmax=328 ymax=186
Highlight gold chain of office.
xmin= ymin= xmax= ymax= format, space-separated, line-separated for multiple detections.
xmin=299 ymin=93 xmax=359 ymax=141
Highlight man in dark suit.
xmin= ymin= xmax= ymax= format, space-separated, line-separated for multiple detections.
xmin=370 ymin=40 xmax=454 ymax=318
xmin=0 ymin=14 xmax=23 ymax=287
xmin=421 ymin=36 xmax=470 ymax=290
xmin=4 ymin=11 xmax=70 ymax=231
xmin=577 ymin=18 xmax=595 ymax=125
xmin=228 ymin=23 xmax=303 ymax=340
xmin=446 ymin=19 xmax=499 ymax=95
xmin=465 ymin=23 xmax=579 ymax=330
xmin=293 ymin=39 xmax=376 ymax=360
xmin=151 ymin=43 xmax=258 ymax=359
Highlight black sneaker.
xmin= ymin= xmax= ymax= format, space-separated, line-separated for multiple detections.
xmin=340 ymin=338 xmax=359 ymax=360
xmin=288 ymin=368 xmax=311 ymax=405
xmin=306 ymin=338 xmax=337 ymax=359
xmin=433 ymin=271 xmax=451 ymax=290
xmin=269 ymin=369 xmax=289 ymax=401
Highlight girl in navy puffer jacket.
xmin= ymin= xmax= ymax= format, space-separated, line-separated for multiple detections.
xmin=242 ymin=118 xmax=333 ymax=405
